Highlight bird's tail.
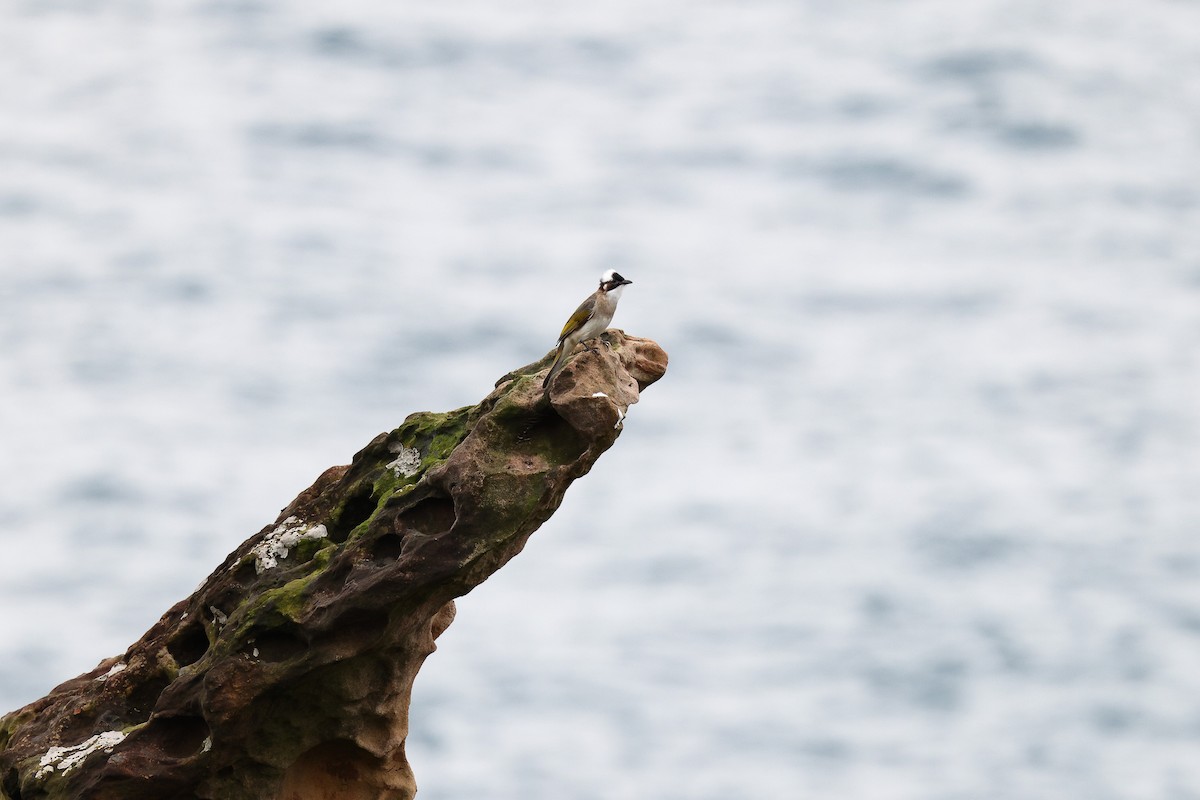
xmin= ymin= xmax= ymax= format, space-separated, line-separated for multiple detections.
xmin=542 ymin=342 xmax=567 ymax=390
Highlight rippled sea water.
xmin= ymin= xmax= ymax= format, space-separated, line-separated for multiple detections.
xmin=2 ymin=1 xmax=1199 ymax=798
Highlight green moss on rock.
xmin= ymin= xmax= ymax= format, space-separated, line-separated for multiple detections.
xmin=227 ymin=547 xmax=334 ymax=646
xmin=395 ymin=407 xmax=474 ymax=468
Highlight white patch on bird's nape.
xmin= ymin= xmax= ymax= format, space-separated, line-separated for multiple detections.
xmin=600 ymin=269 xmax=617 ymax=287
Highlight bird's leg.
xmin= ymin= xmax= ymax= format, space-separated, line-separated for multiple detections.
xmin=585 ymin=332 xmax=614 ymax=354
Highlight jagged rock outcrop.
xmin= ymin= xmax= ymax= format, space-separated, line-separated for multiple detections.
xmin=0 ymin=331 xmax=667 ymax=800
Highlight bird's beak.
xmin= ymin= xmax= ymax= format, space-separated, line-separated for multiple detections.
xmin=620 ymin=279 xmax=633 ymax=286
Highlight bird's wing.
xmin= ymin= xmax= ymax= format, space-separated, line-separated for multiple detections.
xmin=558 ymin=294 xmax=596 ymax=343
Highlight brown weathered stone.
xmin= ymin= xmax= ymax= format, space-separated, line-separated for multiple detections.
xmin=0 ymin=330 xmax=666 ymax=800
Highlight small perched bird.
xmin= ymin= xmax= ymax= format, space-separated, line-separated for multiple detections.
xmin=543 ymin=270 xmax=633 ymax=390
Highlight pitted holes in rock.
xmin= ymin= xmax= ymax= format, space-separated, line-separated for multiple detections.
xmin=231 ymin=558 xmax=259 ymax=587
xmin=397 ymin=496 xmax=455 ymax=537
xmin=251 ymin=627 xmax=308 ymax=663
xmin=2 ymin=767 xmax=19 ymax=800
xmin=312 ymin=557 xmax=353 ymax=600
xmin=126 ymin=672 xmax=172 ymax=721
xmin=329 ymin=484 xmax=377 ymax=543
xmin=166 ymin=619 xmax=209 ymax=668
xmin=368 ymin=533 xmax=403 ymax=562
xmin=278 ymin=739 xmax=397 ymax=800
xmin=141 ymin=714 xmax=211 ymax=760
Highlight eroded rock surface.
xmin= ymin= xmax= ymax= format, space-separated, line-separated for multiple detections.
xmin=0 ymin=331 xmax=667 ymax=800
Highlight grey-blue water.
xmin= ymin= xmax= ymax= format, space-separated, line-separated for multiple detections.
xmin=2 ymin=1 xmax=1199 ymax=797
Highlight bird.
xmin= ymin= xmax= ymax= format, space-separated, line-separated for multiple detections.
xmin=542 ymin=270 xmax=633 ymax=391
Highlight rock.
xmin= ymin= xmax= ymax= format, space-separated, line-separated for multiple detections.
xmin=0 ymin=331 xmax=667 ymax=800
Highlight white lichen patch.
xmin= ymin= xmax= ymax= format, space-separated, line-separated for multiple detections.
xmin=386 ymin=445 xmax=422 ymax=478
xmin=250 ymin=516 xmax=328 ymax=574
xmin=615 ymin=406 xmax=626 ymax=429
xmin=591 ymin=391 xmax=609 ymax=398
xmin=94 ymin=662 xmax=126 ymax=682
xmin=36 ymin=731 xmax=126 ymax=779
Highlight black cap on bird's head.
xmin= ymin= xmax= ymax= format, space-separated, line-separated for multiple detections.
xmin=600 ymin=269 xmax=633 ymax=292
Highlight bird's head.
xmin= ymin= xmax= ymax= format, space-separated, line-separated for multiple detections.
xmin=599 ymin=270 xmax=633 ymax=293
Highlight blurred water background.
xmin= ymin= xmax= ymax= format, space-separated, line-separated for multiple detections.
xmin=3 ymin=1 xmax=1200 ymax=797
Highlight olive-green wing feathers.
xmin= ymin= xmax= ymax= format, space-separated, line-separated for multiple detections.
xmin=557 ymin=295 xmax=596 ymax=343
